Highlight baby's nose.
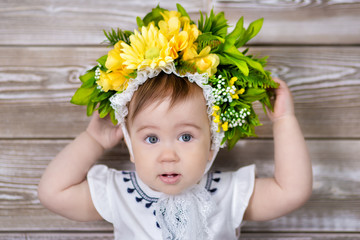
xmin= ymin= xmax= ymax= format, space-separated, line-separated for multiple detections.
xmin=159 ymin=146 xmax=180 ymax=163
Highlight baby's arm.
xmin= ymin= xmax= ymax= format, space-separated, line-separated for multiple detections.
xmin=244 ymin=78 xmax=313 ymax=221
xmin=38 ymin=113 xmax=123 ymax=221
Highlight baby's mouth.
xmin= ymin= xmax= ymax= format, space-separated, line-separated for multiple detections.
xmin=162 ymin=173 xmax=178 ymax=177
xmin=159 ymin=173 xmax=181 ymax=184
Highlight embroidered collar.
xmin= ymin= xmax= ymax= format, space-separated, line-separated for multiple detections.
xmin=122 ymin=171 xmax=221 ymax=209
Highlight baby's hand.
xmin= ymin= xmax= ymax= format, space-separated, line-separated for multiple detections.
xmin=86 ymin=112 xmax=123 ymax=150
xmin=267 ymin=78 xmax=295 ymax=122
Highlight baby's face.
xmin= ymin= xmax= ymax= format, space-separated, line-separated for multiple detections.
xmin=128 ymin=91 xmax=213 ymax=195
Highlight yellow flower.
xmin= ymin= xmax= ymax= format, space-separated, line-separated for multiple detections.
xmin=96 ymin=41 xmax=133 ymax=92
xmin=167 ymin=31 xmax=189 ymax=59
xmin=222 ymin=122 xmax=229 ymax=131
xmin=120 ymin=24 xmax=174 ymax=70
xmin=159 ymin=11 xmax=192 ymax=40
xmin=159 ymin=12 xmax=181 ymax=40
xmin=97 ymin=69 xmax=130 ymax=92
xmin=238 ymin=88 xmax=245 ymax=94
xmin=105 ymin=41 xmax=124 ymax=71
xmin=212 ymin=105 xmax=220 ymax=111
xmin=182 ymin=20 xmax=199 ymax=49
xmin=231 ymin=88 xmax=245 ymax=99
xmin=229 ymin=77 xmax=237 ymax=86
xmin=231 ymin=93 xmax=239 ymax=99
xmin=183 ymin=46 xmax=219 ymax=76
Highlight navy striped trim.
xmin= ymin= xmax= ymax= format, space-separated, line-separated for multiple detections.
xmin=129 ymin=172 xmax=158 ymax=203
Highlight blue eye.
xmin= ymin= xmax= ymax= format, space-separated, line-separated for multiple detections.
xmin=179 ymin=134 xmax=192 ymax=142
xmin=145 ymin=135 xmax=159 ymax=144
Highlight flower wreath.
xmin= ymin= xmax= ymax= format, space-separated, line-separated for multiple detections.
xmin=71 ymin=4 xmax=278 ymax=150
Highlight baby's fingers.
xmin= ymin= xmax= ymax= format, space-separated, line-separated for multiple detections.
xmin=268 ymin=78 xmax=295 ymax=122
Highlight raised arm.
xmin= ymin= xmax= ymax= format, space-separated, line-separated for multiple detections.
xmin=244 ymin=78 xmax=313 ymax=221
xmin=38 ymin=113 xmax=123 ymax=221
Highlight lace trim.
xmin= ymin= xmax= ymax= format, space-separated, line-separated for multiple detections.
xmin=155 ymin=185 xmax=215 ymax=240
xmin=110 ymin=62 xmax=224 ymax=151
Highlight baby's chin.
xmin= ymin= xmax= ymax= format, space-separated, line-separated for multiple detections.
xmin=152 ymin=184 xmax=190 ymax=196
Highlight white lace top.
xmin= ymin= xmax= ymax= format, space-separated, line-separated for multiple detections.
xmin=87 ymin=164 xmax=255 ymax=240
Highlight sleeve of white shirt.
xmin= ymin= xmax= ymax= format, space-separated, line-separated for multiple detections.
xmin=231 ymin=164 xmax=256 ymax=228
xmin=87 ymin=164 xmax=114 ymax=223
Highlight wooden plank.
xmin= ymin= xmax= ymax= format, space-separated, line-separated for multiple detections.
xmin=0 ymin=233 xmax=113 ymax=240
xmin=0 ymin=1 xmax=359 ymax=45
xmin=214 ymin=0 xmax=360 ymax=45
xmin=240 ymin=233 xmax=360 ymax=240
xmin=1 ymin=46 xmax=359 ymax=138
xmin=26 ymin=233 xmax=114 ymax=240
xmin=1 ymin=232 xmax=360 ymax=240
xmin=0 ymin=0 xmax=207 ymax=45
xmin=0 ymin=139 xmax=359 ymax=232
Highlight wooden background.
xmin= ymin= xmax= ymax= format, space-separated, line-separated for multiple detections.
xmin=1 ymin=0 xmax=359 ymax=239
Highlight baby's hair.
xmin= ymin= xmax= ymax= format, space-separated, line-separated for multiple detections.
xmin=127 ymin=72 xmax=203 ymax=123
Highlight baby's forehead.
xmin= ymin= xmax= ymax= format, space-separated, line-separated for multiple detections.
xmin=128 ymin=79 xmax=208 ymax=120
xmin=136 ymin=90 xmax=207 ymax=114
xmin=128 ymin=90 xmax=210 ymax=126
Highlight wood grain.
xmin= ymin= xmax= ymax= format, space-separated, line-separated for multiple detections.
xmin=1 ymin=46 xmax=359 ymax=138
xmin=0 ymin=139 xmax=359 ymax=232
xmin=0 ymin=1 xmax=359 ymax=45
xmin=1 ymin=233 xmax=360 ymax=240
xmin=214 ymin=0 xmax=360 ymax=45
xmin=0 ymin=233 xmax=114 ymax=240
xmin=241 ymin=233 xmax=360 ymax=240
xmin=1 ymin=0 xmax=359 ymax=238
xmin=0 ymin=0 xmax=206 ymax=46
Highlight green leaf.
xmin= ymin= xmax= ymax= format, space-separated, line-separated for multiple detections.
xmin=79 ymin=70 xmax=95 ymax=83
xmin=98 ymin=100 xmax=112 ymax=118
xmin=198 ymin=9 xmax=228 ymax=38
xmin=142 ymin=4 xmax=167 ymax=27
xmin=241 ymin=88 xmax=267 ymax=102
xmin=235 ymin=18 xmax=263 ymax=47
xmin=136 ymin=16 xmax=144 ymax=28
xmin=109 ymin=108 xmax=118 ymax=125
xmin=218 ymin=54 xmax=235 ymax=65
xmin=223 ymin=45 xmax=244 ymax=59
xmin=80 ymin=72 xmax=96 ymax=88
xmin=196 ymin=33 xmax=224 ymax=53
xmin=212 ymin=12 xmax=228 ymax=38
xmin=70 ymin=86 xmax=96 ymax=105
xmin=225 ymin=54 xmax=249 ymax=76
xmin=97 ymin=55 xmax=108 ymax=67
xmin=103 ymin=28 xmax=132 ymax=46
xmin=89 ymin=87 xmax=102 ymax=100
xmin=227 ymin=128 xmax=245 ymax=150
xmin=224 ymin=50 xmax=266 ymax=76
xmin=224 ymin=17 xmax=244 ymax=49
xmin=242 ymin=57 xmax=266 ymax=75
xmin=228 ymin=127 xmax=235 ymax=139
xmin=176 ymin=4 xmax=191 ymax=21
xmin=91 ymin=91 xmax=114 ymax=102
xmin=86 ymin=101 xmax=97 ymax=116
xmin=230 ymin=100 xmax=250 ymax=109
xmin=246 ymin=18 xmax=263 ymax=41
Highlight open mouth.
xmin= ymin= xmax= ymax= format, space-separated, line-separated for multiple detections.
xmin=161 ymin=174 xmax=179 ymax=177
xmin=159 ymin=173 xmax=181 ymax=184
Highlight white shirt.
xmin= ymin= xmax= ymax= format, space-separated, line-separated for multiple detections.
xmin=87 ymin=164 xmax=255 ymax=240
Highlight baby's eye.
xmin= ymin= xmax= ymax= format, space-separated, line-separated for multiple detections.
xmin=179 ymin=134 xmax=192 ymax=142
xmin=145 ymin=135 xmax=159 ymax=144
